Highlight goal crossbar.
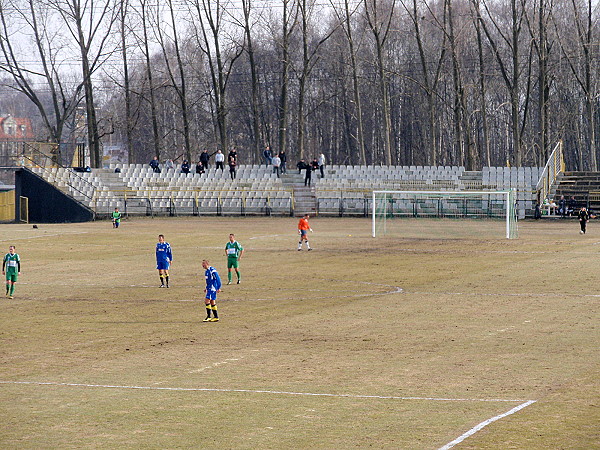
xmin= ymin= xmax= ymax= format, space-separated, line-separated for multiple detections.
xmin=371 ymin=190 xmax=517 ymax=239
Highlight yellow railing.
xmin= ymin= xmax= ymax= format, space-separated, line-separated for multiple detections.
xmin=536 ymin=141 xmax=565 ymax=203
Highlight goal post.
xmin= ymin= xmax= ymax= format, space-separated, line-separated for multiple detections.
xmin=372 ymin=189 xmax=518 ymax=239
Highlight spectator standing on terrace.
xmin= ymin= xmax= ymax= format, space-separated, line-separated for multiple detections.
xmin=228 ymin=148 xmax=238 ymax=165
xmin=228 ymin=152 xmax=237 ymax=180
xmin=263 ymin=146 xmax=272 ymax=166
xmin=297 ymin=159 xmax=307 ymax=174
xmin=278 ymin=150 xmax=287 ymax=174
xmin=215 ymin=150 xmax=225 ymax=171
xmin=304 ymin=161 xmax=313 ymax=186
xmin=272 ymin=153 xmax=281 ymax=178
xmin=150 ymin=156 xmax=161 ymax=173
xmin=181 ymin=160 xmax=190 ymax=174
xmin=317 ymin=153 xmax=326 ymax=178
xmin=165 ymin=159 xmax=174 ymax=171
xmin=200 ymin=149 xmax=211 ymax=170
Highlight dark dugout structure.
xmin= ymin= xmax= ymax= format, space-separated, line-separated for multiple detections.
xmin=15 ymin=168 xmax=94 ymax=223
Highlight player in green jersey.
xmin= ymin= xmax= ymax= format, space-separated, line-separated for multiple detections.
xmin=2 ymin=245 xmax=21 ymax=299
xmin=224 ymin=233 xmax=244 ymax=285
xmin=112 ymin=207 xmax=122 ymax=228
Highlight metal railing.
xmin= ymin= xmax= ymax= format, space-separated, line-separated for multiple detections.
xmin=93 ymin=188 xmax=295 ymax=217
xmin=536 ymin=141 xmax=565 ymax=203
xmin=21 ymin=143 xmax=96 ymax=203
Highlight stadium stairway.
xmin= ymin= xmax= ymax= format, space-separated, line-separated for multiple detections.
xmin=281 ymin=171 xmax=317 ymax=215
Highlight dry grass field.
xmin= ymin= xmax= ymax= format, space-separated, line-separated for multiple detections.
xmin=0 ymin=216 xmax=598 ymax=449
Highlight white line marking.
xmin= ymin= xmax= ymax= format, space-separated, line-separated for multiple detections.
xmin=249 ymin=234 xmax=284 ymax=240
xmin=438 ymin=400 xmax=536 ymax=449
xmin=0 ymin=231 xmax=89 ymax=242
xmin=0 ymin=380 xmax=533 ymax=403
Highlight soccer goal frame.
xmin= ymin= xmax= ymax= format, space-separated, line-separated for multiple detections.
xmin=371 ymin=189 xmax=518 ymax=239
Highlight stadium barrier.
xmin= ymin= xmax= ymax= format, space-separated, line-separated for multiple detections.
xmin=0 ymin=190 xmax=14 ymax=222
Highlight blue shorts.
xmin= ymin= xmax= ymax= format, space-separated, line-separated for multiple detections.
xmin=156 ymin=261 xmax=170 ymax=270
xmin=205 ymin=290 xmax=217 ymax=301
xmin=300 ymin=229 xmax=308 ymax=237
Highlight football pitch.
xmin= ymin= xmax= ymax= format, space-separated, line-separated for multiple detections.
xmin=0 ymin=216 xmax=598 ymax=449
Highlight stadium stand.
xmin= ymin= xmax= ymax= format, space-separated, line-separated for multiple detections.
xmin=314 ymin=165 xmax=543 ymax=218
xmin=27 ymin=164 xmax=544 ymax=219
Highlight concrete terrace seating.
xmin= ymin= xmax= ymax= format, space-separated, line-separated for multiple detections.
xmin=31 ymin=164 xmax=293 ymax=216
xmin=30 ymin=164 xmax=545 ymax=218
xmin=315 ymin=165 xmax=544 ymax=217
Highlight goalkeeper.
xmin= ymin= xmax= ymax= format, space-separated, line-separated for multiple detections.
xmin=297 ymin=214 xmax=313 ymax=251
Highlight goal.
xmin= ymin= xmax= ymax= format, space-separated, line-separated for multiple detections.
xmin=372 ymin=190 xmax=518 ymax=239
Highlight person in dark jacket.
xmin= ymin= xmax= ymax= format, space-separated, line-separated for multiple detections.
xmin=304 ymin=162 xmax=313 ymax=186
xmin=200 ymin=149 xmax=211 ymax=170
xmin=150 ymin=157 xmax=161 ymax=173
xmin=578 ymin=207 xmax=590 ymax=234
xmin=181 ymin=160 xmax=190 ymax=174
xmin=278 ymin=150 xmax=287 ymax=174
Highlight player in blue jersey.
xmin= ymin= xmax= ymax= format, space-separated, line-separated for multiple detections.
xmin=202 ymin=259 xmax=222 ymax=322
xmin=156 ymin=234 xmax=173 ymax=288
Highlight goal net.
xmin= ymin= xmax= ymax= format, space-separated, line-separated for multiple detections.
xmin=372 ymin=190 xmax=518 ymax=239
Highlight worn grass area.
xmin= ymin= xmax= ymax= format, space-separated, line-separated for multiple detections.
xmin=0 ymin=217 xmax=598 ymax=449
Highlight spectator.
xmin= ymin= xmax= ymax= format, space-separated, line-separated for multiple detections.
xmin=165 ymin=159 xmax=174 ymax=171
xmin=559 ymin=195 xmax=567 ymax=218
xmin=181 ymin=160 xmax=190 ymax=174
xmin=215 ymin=150 xmax=225 ymax=171
xmin=304 ymin=161 xmax=313 ymax=186
xmin=195 ymin=160 xmax=205 ymax=175
xmin=317 ymin=153 xmax=326 ymax=178
xmin=150 ymin=156 xmax=161 ymax=173
xmin=228 ymin=154 xmax=237 ymax=180
xmin=568 ymin=196 xmax=577 ymax=216
xmin=272 ymin=153 xmax=281 ymax=178
xmin=200 ymin=149 xmax=211 ymax=170
xmin=278 ymin=150 xmax=287 ymax=174
xmin=311 ymin=158 xmax=319 ymax=173
xmin=263 ymin=146 xmax=272 ymax=167
xmin=228 ymin=148 xmax=238 ymax=165
xmin=297 ymin=159 xmax=307 ymax=174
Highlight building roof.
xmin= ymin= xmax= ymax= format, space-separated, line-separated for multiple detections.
xmin=0 ymin=115 xmax=34 ymax=140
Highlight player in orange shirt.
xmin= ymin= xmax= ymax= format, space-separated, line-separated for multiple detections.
xmin=297 ymin=214 xmax=313 ymax=251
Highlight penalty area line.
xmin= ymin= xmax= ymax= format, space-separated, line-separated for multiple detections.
xmin=438 ymin=400 xmax=536 ymax=450
xmin=0 ymin=380 xmax=532 ymax=404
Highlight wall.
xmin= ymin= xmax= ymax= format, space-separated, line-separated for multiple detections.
xmin=15 ymin=169 xmax=94 ymax=223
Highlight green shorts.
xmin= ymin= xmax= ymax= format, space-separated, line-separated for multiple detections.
xmin=5 ymin=270 xmax=18 ymax=282
xmin=227 ymin=258 xmax=239 ymax=269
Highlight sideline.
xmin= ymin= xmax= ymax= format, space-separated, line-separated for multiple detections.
xmin=438 ymin=400 xmax=536 ymax=449
xmin=0 ymin=380 xmax=533 ymax=404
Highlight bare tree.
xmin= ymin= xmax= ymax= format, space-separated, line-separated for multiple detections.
xmin=0 ymin=0 xmax=83 ymax=161
xmin=478 ymin=0 xmax=531 ymax=167
xmin=156 ymin=0 xmax=192 ymax=162
xmin=553 ymin=0 xmax=598 ymax=170
xmin=48 ymin=0 xmax=118 ymax=167
xmin=363 ymin=0 xmax=396 ymax=165
xmin=240 ymin=0 xmax=263 ymax=160
xmin=295 ymin=0 xmax=338 ymax=159
xmin=403 ymin=0 xmax=447 ymax=166
xmin=137 ymin=0 xmax=161 ymax=161
xmin=190 ymin=0 xmax=244 ymax=154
